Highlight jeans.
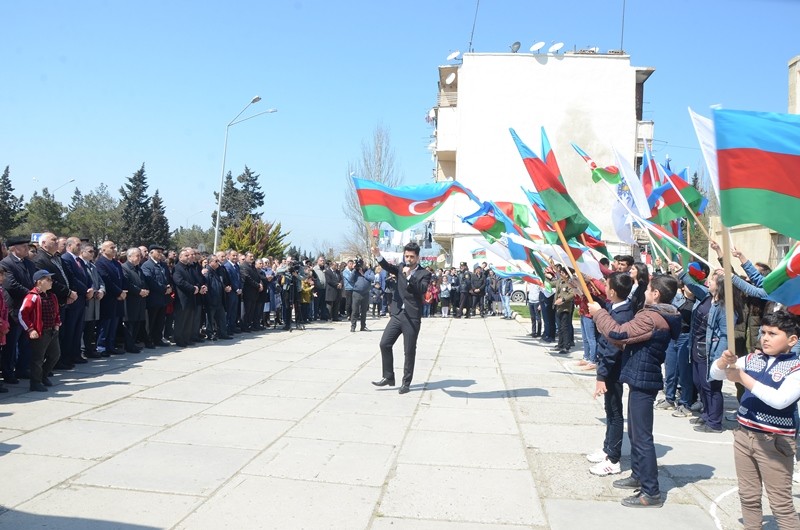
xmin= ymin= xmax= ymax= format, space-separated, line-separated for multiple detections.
xmin=501 ymin=295 xmax=512 ymax=317
xmin=580 ymin=316 xmax=597 ymax=363
xmin=665 ymin=333 xmax=693 ymax=405
xmin=422 ymin=303 xmax=430 ymax=317
xmin=556 ymin=311 xmax=572 ymax=350
xmin=628 ymin=387 xmax=660 ymax=497
xmin=693 ymin=355 xmax=724 ymax=429
xmin=604 ymin=380 xmax=624 ymax=463
xmin=540 ymin=296 xmax=555 ymax=341
xmin=528 ymin=302 xmax=541 ymax=335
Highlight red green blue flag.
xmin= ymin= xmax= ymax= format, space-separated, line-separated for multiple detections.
xmin=647 ymin=173 xmax=708 ymax=225
xmin=713 ymin=108 xmax=800 ymax=241
xmin=640 ymin=142 xmax=664 ymax=197
xmin=570 ymin=143 xmax=622 ymax=184
xmin=352 ymin=177 xmax=478 ymax=231
xmin=763 ymin=242 xmax=800 ymax=315
xmin=510 ymin=128 xmax=589 ymax=240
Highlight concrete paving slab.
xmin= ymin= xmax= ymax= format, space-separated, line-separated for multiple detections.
xmin=398 ymin=430 xmax=528 ymax=469
xmin=243 ymin=436 xmax=397 ymax=486
xmin=151 ymin=414 xmax=293 ymax=450
xmin=544 ymin=498 xmax=717 ymax=530
xmin=270 ymin=366 xmax=354 ymax=383
xmin=513 ymin=400 xmax=603 ymax=426
xmin=243 ymin=377 xmax=341 ymax=398
xmin=73 ymin=441 xmax=256 ymax=495
xmin=371 ymin=518 xmax=535 ymax=530
xmin=288 ymin=410 xmax=410 ymax=445
xmin=0 ymin=484 xmax=203 ymax=529
xmin=203 ymin=393 xmax=321 ymax=421
xmin=175 ymin=474 xmax=380 ymax=530
xmin=2 ymin=418 xmax=159 ymax=460
xmin=135 ymin=379 xmax=244 ymax=404
xmin=43 ymin=381 xmax=147 ymax=405
xmin=316 ymin=391 xmax=419 ymax=417
xmin=0 ymin=453 xmax=93 ymax=508
xmin=380 ymin=463 xmax=545 ymax=526
xmin=178 ymin=367 xmax=271 ymax=387
xmin=0 ymin=397 xmax=94 ymax=431
xmin=75 ymin=396 xmax=209 ymax=426
xmin=412 ymin=405 xmax=518 ymax=435
xmin=214 ymin=356 xmax=292 ymax=373
xmin=0 ymin=427 xmax=25 ymax=442
xmin=79 ymin=367 xmax=183 ymax=387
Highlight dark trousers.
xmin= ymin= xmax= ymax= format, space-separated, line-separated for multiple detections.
xmin=351 ymin=291 xmax=369 ymax=329
xmin=379 ymin=311 xmax=421 ymax=386
xmin=556 ymin=311 xmax=572 ymax=350
xmin=345 ymin=290 xmax=353 ymax=318
xmin=627 ymin=386 xmax=660 ymax=497
xmin=226 ymin=293 xmax=239 ymax=334
xmin=62 ymin=300 xmax=85 ymax=362
xmin=206 ymin=304 xmax=228 ymax=338
xmin=165 ymin=312 xmax=174 ymax=340
xmin=30 ymin=328 xmax=61 ymax=384
xmin=528 ymin=302 xmax=541 ymax=336
xmin=327 ymin=299 xmax=340 ymax=321
xmin=243 ymin=294 xmax=259 ymax=330
xmin=471 ymin=294 xmax=483 ymax=316
xmin=603 ymin=380 xmax=625 ymax=463
xmin=173 ymin=306 xmax=195 ymax=345
xmin=125 ymin=320 xmax=143 ymax=350
xmin=457 ymin=292 xmax=471 ymax=317
xmin=315 ymin=289 xmax=328 ymax=320
xmin=540 ymin=297 xmax=555 ymax=340
xmin=97 ymin=316 xmax=119 ymax=353
xmin=693 ymin=356 xmax=724 ymax=429
xmin=2 ymin=319 xmax=27 ymax=377
xmin=192 ymin=305 xmax=204 ymax=339
xmin=665 ymin=333 xmax=695 ymax=406
xmin=147 ymin=306 xmax=166 ymax=345
xmin=82 ymin=320 xmax=98 ymax=355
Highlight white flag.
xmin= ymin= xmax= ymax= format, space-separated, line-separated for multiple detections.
xmin=688 ymin=107 xmax=720 ymax=203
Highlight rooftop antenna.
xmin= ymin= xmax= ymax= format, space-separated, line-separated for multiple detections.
xmin=510 ymin=41 xmax=521 ymax=53
xmin=619 ymin=0 xmax=626 ymax=51
xmin=530 ymin=41 xmax=545 ymax=53
xmin=548 ymin=41 xmax=564 ymax=54
xmin=446 ymin=50 xmax=461 ymax=61
xmin=467 ymin=0 xmax=480 ymax=52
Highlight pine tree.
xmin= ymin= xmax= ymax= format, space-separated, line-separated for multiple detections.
xmin=237 ymin=166 xmax=265 ymax=219
xmin=149 ymin=190 xmax=172 ymax=247
xmin=212 ymin=171 xmax=243 ymax=232
xmin=64 ymin=184 xmax=121 ymax=247
xmin=0 ymin=166 xmax=27 ymax=235
xmin=20 ymin=188 xmax=66 ymax=235
xmin=118 ymin=163 xmax=152 ymax=247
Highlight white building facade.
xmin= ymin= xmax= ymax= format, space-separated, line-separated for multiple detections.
xmin=429 ymin=51 xmax=655 ymax=268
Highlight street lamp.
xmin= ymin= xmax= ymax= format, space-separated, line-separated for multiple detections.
xmin=186 ymin=209 xmax=204 ymax=229
xmin=51 ymin=178 xmax=76 ymax=197
xmin=212 ymin=96 xmax=278 ymax=252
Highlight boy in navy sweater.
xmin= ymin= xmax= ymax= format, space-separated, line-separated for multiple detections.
xmin=587 ymin=272 xmax=635 ymax=476
xmin=711 ymin=310 xmax=800 ymax=530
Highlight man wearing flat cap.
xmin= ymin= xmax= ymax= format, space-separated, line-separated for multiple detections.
xmin=1 ymin=236 xmax=37 ymax=383
xmin=141 ymin=244 xmax=171 ymax=347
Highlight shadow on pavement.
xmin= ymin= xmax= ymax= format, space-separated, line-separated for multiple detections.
xmin=441 ymin=387 xmax=549 ymax=399
xmin=0 ymin=511 xmax=161 ymax=530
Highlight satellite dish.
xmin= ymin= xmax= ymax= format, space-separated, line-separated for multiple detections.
xmin=445 ymin=72 xmax=456 ymax=85
xmin=436 ymin=254 xmax=446 ymax=264
xmin=548 ymin=42 xmax=564 ymax=53
xmin=510 ymin=41 xmax=521 ymax=53
xmin=446 ymin=50 xmax=461 ymax=61
xmin=427 ymin=108 xmax=435 ymax=120
xmin=530 ymin=41 xmax=545 ymax=52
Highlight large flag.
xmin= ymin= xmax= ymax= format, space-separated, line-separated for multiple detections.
xmin=689 ymin=107 xmax=720 ymax=203
xmin=352 ymin=177 xmax=477 ymax=231
xmin=523 ymin=189 xmax=608 ymax=257
xmin=610 ymin=146 xmax=651 ymax=244
xmin=510 ymin=128 xmax=589 ymax=239
xmin=571 ymin=143 xmax=621 ymax=184
xmin=762 ymin=242 xmax=800 ymax=315
xmin=714 ymin=109 xmax=800 ymax=241
xmin=647 ymin=173 xmax=708 ymax=225
xmin=640 ymin=142 xmax=664 ymax=197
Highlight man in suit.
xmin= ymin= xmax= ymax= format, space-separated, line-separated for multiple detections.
xmin=371 ymin=242 xmax=432 ymax=394
xmin=80 ymin=244 xmax=105 ymax=358
xmin=239 ymin=252 xmax=262 ymax=331
xmin=94 ymin=241 xmax=128 ymax=356
xmin=1 ymin=235 xmax=37 ymax=382
xmin=141 ymin=244 xmax=171 ymax=347
xmin=172 ymin=247 xmax=199 ymax=347
xmin=60 ymin=237 xmax=91 ymax=365
xmin=223 ymin=249 xmax=242 ymax=335
xmin=121 ymin=248 xmax=149 ymax=353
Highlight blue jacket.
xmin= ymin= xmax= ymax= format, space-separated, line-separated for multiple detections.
xmin=595 ymin=300 xmax=634 ymax=383
xmin=141 ymin=258 xmax=171 ymax=308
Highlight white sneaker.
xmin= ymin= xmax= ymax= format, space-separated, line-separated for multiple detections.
xmin=590 ymin=458 xmax=622 ymax=476
xmin=586 ymin=449 xmax=607 ymax=463
xmin=793 ymin=470 xmax=800 ymax=484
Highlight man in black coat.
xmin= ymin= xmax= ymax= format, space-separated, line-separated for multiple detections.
xmin=121 ymin=248 xmax=150 ymax=353
xmin=1 ymin=235 xmax=37 ymax=382
xmin=60 ymin=237 xmax=91 ymax=364
xmin=171 ymin=248 xmax=199 ymax=347
xmin=371 ymin=242 xmax=432 ymax=394
xmin=239 ymin=252 xmax=263 ymax=331
xmin=141 ymin=244 xmax=171 ymax=347
xmin=94 ymin=241 xmax=128 ymax=356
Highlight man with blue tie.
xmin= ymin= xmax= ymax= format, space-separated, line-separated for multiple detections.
xmin=223 ymin=249 xmax=242 ymax=335
xmin=60 ymin=237 xmax=91 ymax=365
xmin=371 ymin=242 xmax=432 ymax=394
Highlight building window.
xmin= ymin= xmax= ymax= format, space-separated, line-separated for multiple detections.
xmin=773 ymin=234 xmax=792 ymax=261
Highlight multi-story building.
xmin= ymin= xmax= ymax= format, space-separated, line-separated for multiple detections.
xmin=427 ymin=48 xmax=655 ymax=267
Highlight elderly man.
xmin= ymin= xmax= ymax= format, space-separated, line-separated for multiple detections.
xmin=1 ymin=235 xmax=37 ymax=382
xmin=223 ymin=249 xmax=242 ymax=335
xmin=122 ymin=248 xmax=149 ymax=353
xmin=203 ymin=255 xmax=232 ymax=340
xmin=95 ymin=241 xmax=127 ymax=356
xmin=239 ymin=252 xmax=263 ymax=332
xmin=172 ymin=247 xmax=199 ymax=347
xmin=60 ymin=237 xmax=91 ymax=365
xmin=80 ymin=244 xmax=105 ymax=358
xmin=141 ymin=244 xmax=171 ymax=347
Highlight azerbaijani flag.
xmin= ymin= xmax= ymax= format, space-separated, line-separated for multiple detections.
xmin=763 ymin=242 xmax=800 ymax=315
xmin=510 ymin=128 xmax=589 ymax=239
xmin=714 ymin=109 xmax=800 ymax=241
xmin=571 ymin=143 xmax=621 ymax=184
xmin=640 ymin=142 xmax=664 ymax=197
xmin=647 ymin=173 xmax=708 ymax=225
xmin=352 ymin=177 xmax=477 ymax=231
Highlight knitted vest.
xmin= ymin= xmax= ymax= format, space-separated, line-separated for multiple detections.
xmin=738 ymin=352 xmax=800 ymax=436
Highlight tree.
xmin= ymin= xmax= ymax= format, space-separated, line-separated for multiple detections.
xmin=64 ymin=184 xmax=121 ymax=246
xmin=237 ymin=165 xmax=265 ymax=219
xmin=20 ymin=188 xmax=66 ymax=236
xmin=118 ymin=163 xmax=152 ymax=247
xmin=0 ymin=166 xmax=27 ymax=235
xmin=212 ymin=166 xmax=266 ymax=233
xmin=220 ymin=215 xmax=289 ymax=257
xmin=174 ymin=225 xmax=214 ymax=253
xmin=149 ymin=190 xmax=172 ymax=246
xmin=342 ymin=124 xmax=402 ymax=258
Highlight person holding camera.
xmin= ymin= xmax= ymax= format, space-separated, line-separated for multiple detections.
xmin=348 ymin=258 xmax=373 ymax=332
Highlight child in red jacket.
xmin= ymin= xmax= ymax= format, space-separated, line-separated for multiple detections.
xmin=19 ymin=270 xmax=61 ymax=392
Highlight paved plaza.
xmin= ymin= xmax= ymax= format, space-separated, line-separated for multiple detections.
xmin=0 ymin=314 xmax=794 ymax=529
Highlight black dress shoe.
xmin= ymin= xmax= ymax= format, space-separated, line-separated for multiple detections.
xmin=372 ymin=378 xmax=396 ymax=387
xmin=398 ymin=385 xmax=410 ymax=394
xmin=42 ymin=376 xmax=53 ymax=387
xmin=125 ymin=347 xmax=142 ymax=354
xmin=350 ymin=326 xmax=356 ymax=332
xmin=54 ymin=362 xmax=74 ymax=370
xmin=86 ymin=352 xmax=102 ymax=359
xmin=154 ymin=341 xmax=169 ymax=347
xmin=0 ymin=385 xmax=8 ymax=393
xmin=73 ymin=357 xmax=88 ymax=364
xmin=144 ymin=343 xmax=156 ymax=349
xmin=110 ymin=349 xmax=125 ymax=355
xmin=360 ymin=327 xmax=369 ymax=332
xmin=3 ymin=376 xmax=19 ymax=384
xmin=100 ymin=351 xmax=111 ymax=357
xmin=30 ymin=382 xmax=48 ymax=392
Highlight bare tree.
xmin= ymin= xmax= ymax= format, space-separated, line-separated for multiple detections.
xmin=342 ymin=124 xmax=403 ymax=258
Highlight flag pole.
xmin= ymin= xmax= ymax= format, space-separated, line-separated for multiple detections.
xmin=720 ymin=226 xmax=737 ymax=355
xmin=664 ymin=176 xmax=711 ymax=240
xmin=552 ymin=222 xmax=593 ymax=302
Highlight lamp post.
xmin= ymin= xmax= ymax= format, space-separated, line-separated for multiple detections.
xmin=212 ymin=96 xmax=278 ymax=252
xmin=186 ymin=209 xmax=204 ymax=229
xmin=51 ymin=178 xmax=76 ymax=195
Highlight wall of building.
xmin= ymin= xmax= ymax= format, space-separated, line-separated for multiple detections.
xmin=789 ymin=55 xmax=800 ymax=114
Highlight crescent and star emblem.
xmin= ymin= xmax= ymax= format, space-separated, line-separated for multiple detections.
xmin=408 ymin=200 xmax=441 ymax=215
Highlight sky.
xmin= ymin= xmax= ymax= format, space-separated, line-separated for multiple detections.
xmin=2 ymin=0 xmax=799 ymax=252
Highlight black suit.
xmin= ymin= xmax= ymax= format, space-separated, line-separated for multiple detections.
xmin=377 ymin=257 xmax=431 ymax=386
xmin=60 ymin=252 xmax=89 ymax=362
xmin=1 ymin=254 xmax=36 ymax=378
